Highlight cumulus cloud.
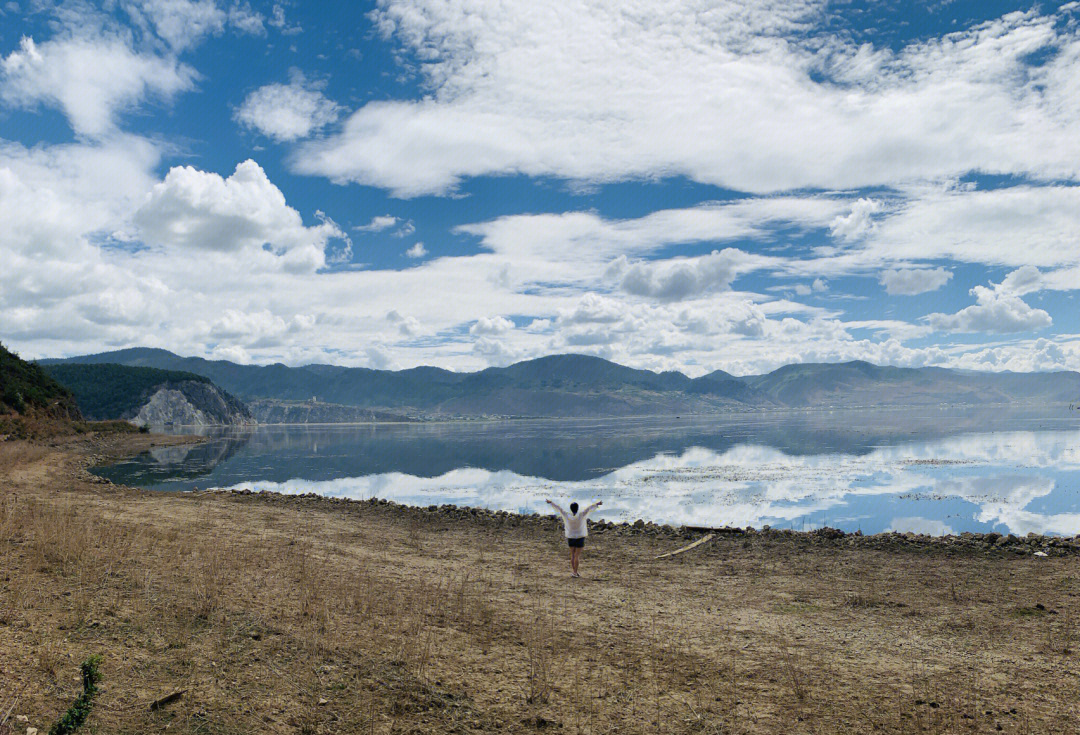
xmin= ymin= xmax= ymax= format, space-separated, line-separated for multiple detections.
xmin=880 ymin=267 xmax=953 ymax=296
xmin=469 ymin=316 xmax=514 ymax=336
xmin=927 ymin=282 xmax=1052 ymax=334
xmin=235 ymin=73 xmax=342 ymax=142
xmin=998 ymin=265 xmax=1044 ymax=296
xmin=134 ymin=159 xmax=348 ymax=272
xmin=0 ymin=35 xmax=196 ymax=137
xmin=558 ymin=294 xmax=624 ymax=325
xmin=405 ymin=242 xmax=427 ymax=258
xmin=355 ymin=215 xmax=399 ymax=232
xmin=207 ymin=308 xmax=309 ymax=346
xmin=613 ymin=250 xmax=748 ymax=301
xmin=386 ymin=310 xmax=424 ymax=337
xmin=830 ymin=198 xmax=881 ymax=241
xmin=294 ymin=4 xmax=1080 ymax=196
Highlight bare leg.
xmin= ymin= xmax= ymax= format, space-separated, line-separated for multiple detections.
xmin=568 ymin=547 xmax=575 ymax=574
xmin=571 ymin=547 xmax=581 ymax=575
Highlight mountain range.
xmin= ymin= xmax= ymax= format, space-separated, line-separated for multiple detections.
xmin=38 ymin=348 xmax=1080 ymax=420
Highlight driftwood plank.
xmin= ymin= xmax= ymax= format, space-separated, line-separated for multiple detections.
xmin=655 ymin=533 xmax=715 ymax=559
xmin=150 ymin=690 xmax=186 ymax=711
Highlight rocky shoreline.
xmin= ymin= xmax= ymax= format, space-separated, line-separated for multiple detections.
xmin=196 ymin=486 xmax=1080 ymax=557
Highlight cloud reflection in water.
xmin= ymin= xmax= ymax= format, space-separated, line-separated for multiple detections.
xmin=211 ymin=428 xmax=1080 ymax=536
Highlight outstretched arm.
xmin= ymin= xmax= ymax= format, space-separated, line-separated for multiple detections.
xmin=545 ymin=498 xmax=569 ymax=518
xmin=582 ymin=500 xmax=603 ymax=518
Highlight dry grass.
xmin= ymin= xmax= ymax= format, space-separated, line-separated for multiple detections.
xmin=2 ymin=435 xmax=1080 ymax=734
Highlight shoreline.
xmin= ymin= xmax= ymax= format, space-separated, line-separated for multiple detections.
xmin=197 ymin=486 xmax=1080 ymax=558
xmin=5 ymin=429 xmax=1080 ymax=734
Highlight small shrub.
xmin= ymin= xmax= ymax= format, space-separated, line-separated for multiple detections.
xmin=49 ymin=655 xmax=102 ymax=735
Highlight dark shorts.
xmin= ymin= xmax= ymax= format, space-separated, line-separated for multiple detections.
xmin=567 ymin=537 xmax=585 ymax=548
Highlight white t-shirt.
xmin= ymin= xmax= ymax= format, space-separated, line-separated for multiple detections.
xmin=550 ymin=501 xmax=600 ymax=538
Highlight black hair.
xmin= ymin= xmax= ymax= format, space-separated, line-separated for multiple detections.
xmin=570 ymin=502 xmax=579 ymax=515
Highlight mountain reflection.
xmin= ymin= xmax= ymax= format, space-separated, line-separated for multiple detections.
xmin=92 ymin=408 xmax=1080 ymax=536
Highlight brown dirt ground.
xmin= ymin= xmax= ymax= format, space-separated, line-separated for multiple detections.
xmin=2 ymin=431 xmax=1080 ymax=735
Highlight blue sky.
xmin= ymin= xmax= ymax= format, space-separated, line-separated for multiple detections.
xmin=2 ymin=0 xmax=1079 ymax=375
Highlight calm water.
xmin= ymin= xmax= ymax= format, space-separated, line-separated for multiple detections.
xmin=93 ymin=408 xmax=1080 ymax=536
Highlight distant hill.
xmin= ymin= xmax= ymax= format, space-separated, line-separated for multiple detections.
xmin=40 ymin=349 xmax=761 ymax=417
xmin=0 ymin=342 xmax=81 ymax=419
xmin=744 ymin=360 xmax=1080 ymax=407
xmin=247 ymin=399 xmax=416 ymax=424
xmin=40 ymin=349 xmax=1080 ymax=419
xmin=43 ymin=363 xmax=253 ymax=426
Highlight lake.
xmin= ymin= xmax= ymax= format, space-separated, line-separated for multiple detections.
xmin=93 ymin=407 xmax=1080 ymax=536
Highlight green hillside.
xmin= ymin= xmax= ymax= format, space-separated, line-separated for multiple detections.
xmin=0 ymin=342 xmax=81 ymax=418
xmin=43 ymin=363 xmax=212 ymax=421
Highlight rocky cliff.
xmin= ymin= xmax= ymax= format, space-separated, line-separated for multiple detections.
xmin=131 ymin=380 xmax=255 ymax=427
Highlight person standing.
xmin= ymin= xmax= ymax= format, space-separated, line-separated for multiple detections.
xmin=545 ymin=498 xmax=602 ymax=577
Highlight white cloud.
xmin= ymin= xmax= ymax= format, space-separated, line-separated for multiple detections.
xmin=469 ymin=316 xmax=514 ymax=336
xmin=365 ymin=345 xmax=397 ymax=369
xmin=830 ymin=198 xmax=881 ymax=241
xmin=355 ymin=215 xmax=399 ymax=232
xmin=268 ymin=3 xmax=301 ymax=35
xmin=997 ymin=265 xmax=1044 ymax=296
xmin=227 ymin=3 xmax=265 ymax=36
xmin=613 ymin=250 xmax=749 ymax=301
xmin=235 ymin=73 xmax=342 ymax=142
xmin=134 ymin=159 xmax=348 ymax=272
xmin=0 ymin=135 xmax=162 ymax=265
xmin=123 ymin=0 xmax=225 ymax=50
xmin=386 ymin=310 xmax=424 ymax=337
xmin=0 ymin=35 xmax=196 ymax=137
xmin=927 ymin=282 xmax=1052 ymax=334
xmin=880 ymin=267 xmax=953 ymax=296
xmin=405 ymin=242 xmax=427 ymax=258
xmin=294 ymin=4 xmax=1080 ymax=196
xmin=867 ymin=185 xmax=1080 ymax=269
xmin=558 ymin=294 xmax=624 ymax=325
xmin=457 ymin=197 xmax=839 ymax=293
